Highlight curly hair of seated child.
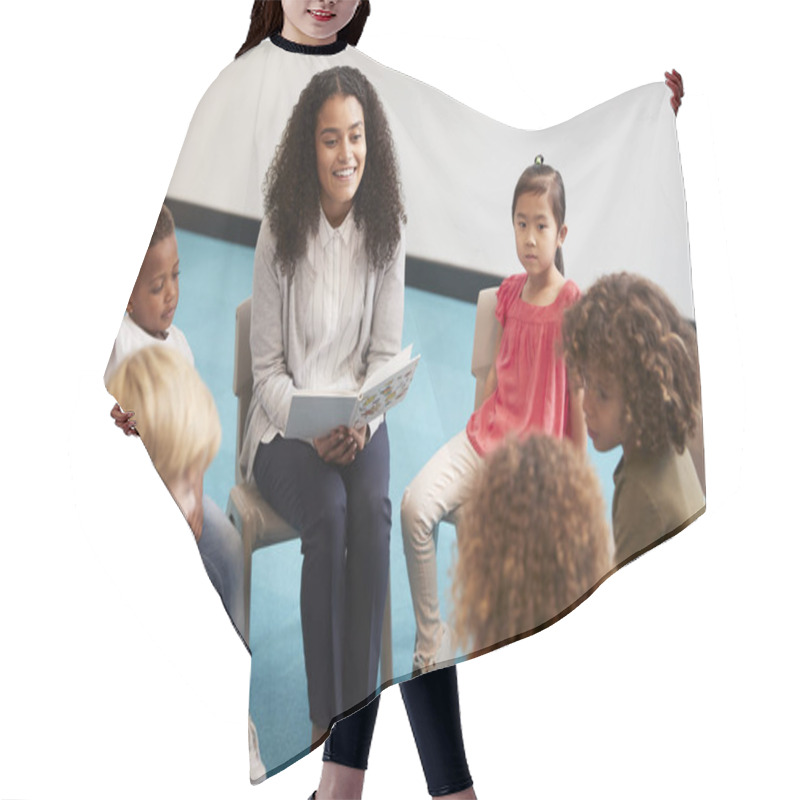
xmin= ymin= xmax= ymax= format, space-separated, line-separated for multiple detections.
xmin=561 ymin=272 xmax=704 ymax=567
xmin=452 ymin=434 xmax=612 ymax=653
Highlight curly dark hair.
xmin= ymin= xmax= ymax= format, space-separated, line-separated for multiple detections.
xmin=561 ymin=272 xmax=701 ymax=454
xmin=264 ymin=65 xmax=405 ymax=280
xmin=452 ymin=434 xmax=610 ymax=652
xmin=236 ymin=1 xmax=371 ymax=58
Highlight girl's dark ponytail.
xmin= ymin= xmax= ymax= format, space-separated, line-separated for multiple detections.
xmin=555 ymin=245 xmax=564 ymax=275
xmin=235 ymin=1 xmax=280 ymax=59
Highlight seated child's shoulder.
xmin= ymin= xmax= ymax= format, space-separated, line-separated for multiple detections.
xmin=561 ymin=279 xmax=581 ymax=305
xmin=495 ymin=274 xmax=526 ymax=321
xmin=497 ymin=273 xmax=526 ymax=302
xmin=167 ymin=325 xmax=195 ymax=366
xmin=116 ymin=313 xmax=150 ymax=349
xmin=500 ymin=273 xmax=527 ymax=292
xmin=612 ymin=464 xmax=664 ymax=557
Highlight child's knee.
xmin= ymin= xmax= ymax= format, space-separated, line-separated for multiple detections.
xmin=401 ymin=484 xmax=429 ymax=544
xmin=400 ymin=485 xmax=414 ymax=530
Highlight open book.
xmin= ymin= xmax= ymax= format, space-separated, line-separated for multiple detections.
xmin=285 ymin=345 xmax=420 ymax=440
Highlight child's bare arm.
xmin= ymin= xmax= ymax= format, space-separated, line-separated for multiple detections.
xmin=481 ymin=326 xmax=503 ymax=405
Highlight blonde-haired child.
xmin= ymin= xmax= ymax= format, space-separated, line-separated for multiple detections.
xmin=402 ymin=157 xmax=587 ymax=672
xmin=107 ymin=346 xmax=220 ymax=540
xmin=561 ymin=272 xmax=704 ymax=565
xmin=107 ymin=346 xmax=265 ymax=779
xmin=452 ymin=434 xmax=611 ymax=651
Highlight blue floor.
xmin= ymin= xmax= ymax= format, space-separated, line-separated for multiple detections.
xmin=174 ymin=227 xmax=621 ymax=773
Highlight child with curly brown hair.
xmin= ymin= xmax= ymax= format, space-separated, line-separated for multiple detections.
xmin=452 ymin=434 xmax=611 ymax=652
xmin=561 ymin=272 xmax=705 ymax=566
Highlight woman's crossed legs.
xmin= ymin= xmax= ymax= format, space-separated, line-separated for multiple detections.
xmin=253 ymin=424 xmax=392 ymax=727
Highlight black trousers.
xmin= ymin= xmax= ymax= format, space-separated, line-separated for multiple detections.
xmin=323 ymin=666 xmax=473 ymax=797
xmin=253 ymin=425 xmax=391 ymax=726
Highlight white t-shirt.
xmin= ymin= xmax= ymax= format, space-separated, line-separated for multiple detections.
xmin=103 ymin=313 xmax=194 ymax=388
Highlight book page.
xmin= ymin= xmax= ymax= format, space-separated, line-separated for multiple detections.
xmin=353 ymin=354 xmax=420 ymax=428
xmin=362 ymin=344 xmax=413 ymax=393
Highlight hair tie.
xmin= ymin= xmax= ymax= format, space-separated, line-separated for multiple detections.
xmin=534 ymin=154 xmax=544 ymax=165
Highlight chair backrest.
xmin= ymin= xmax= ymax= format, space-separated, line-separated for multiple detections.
xmin=470 ymin=287 xmax=500 ymax=409
xmin=233 ymin=297 xmax=253 ymax=485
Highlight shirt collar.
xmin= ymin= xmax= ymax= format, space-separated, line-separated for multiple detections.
xmin=269 ymin=33 xmax=347 ymax=56
xmin=318 ymin=205 xmax=356 ymax=249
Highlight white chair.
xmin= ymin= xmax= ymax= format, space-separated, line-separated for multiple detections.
xmin=226 ymin=298 xmax=394 ymax=685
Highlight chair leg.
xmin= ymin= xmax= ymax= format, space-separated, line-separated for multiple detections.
xmin=226 ymin=498 xmax=252 ymax=647
xmin=242 ymin=532 xmax=252 ymax=646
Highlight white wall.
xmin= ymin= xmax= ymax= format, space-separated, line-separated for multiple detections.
xmin=168 ymin=31 xmax=694 ymax=313
xmin=2 ymin=1 xmax=798 ymax=799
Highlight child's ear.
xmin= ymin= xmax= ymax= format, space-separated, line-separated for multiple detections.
xmin=558 ymin=224 xmax=568 ymax=246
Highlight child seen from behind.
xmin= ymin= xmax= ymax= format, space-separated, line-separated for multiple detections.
xmin=452 ymin=434 xmax=611 ymax=651
xmin=107 ymin=346 xmax=269 ymax=778
xmin=107 ymin=346 xmax=220 ymax=541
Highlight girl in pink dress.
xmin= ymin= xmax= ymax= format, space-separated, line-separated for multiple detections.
xmin=402 ymin=156 xmax=588 ymax=672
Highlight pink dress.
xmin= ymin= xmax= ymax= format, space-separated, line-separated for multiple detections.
xmin=466 ymin=273 xmax=580 ymax=456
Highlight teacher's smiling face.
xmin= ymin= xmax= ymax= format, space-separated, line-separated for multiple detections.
xmin=315 ymin=93 xmax=366 ymax=228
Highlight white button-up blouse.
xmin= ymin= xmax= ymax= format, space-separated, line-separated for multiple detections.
xmin=240 ymin=209 xmax=405 ymax=482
